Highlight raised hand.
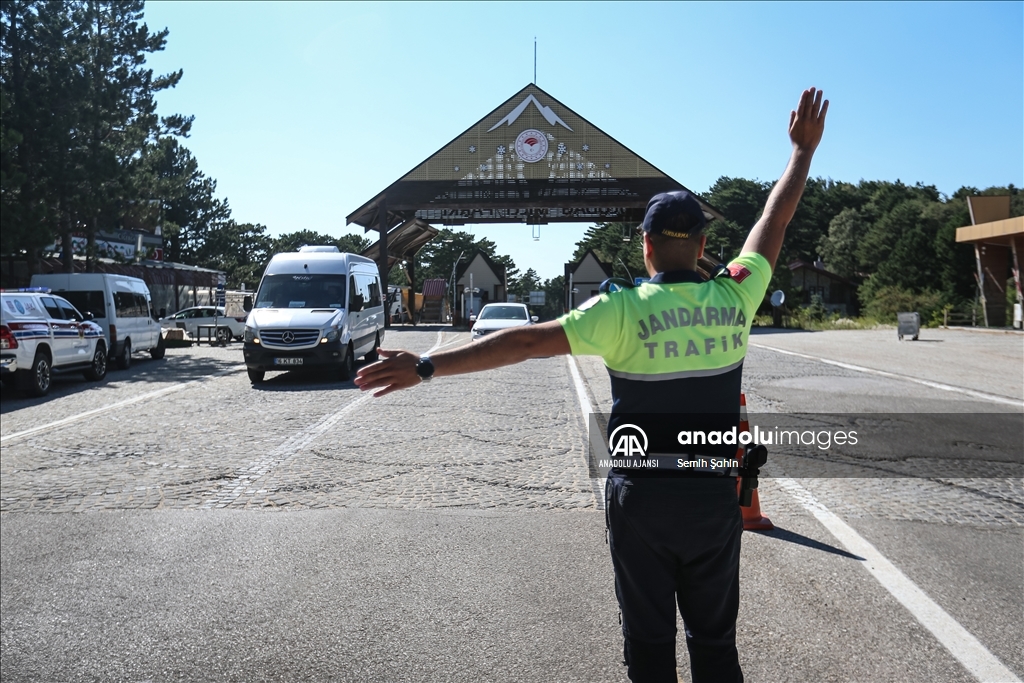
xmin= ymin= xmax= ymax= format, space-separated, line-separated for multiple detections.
xmin=789 ymin=87 xmax=828 ymax=153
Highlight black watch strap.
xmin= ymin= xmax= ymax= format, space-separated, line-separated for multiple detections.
xmin=415 ymin=355 xmax=435 ymax=381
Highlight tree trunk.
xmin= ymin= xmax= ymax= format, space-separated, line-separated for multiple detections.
xmin=62 ymin=226 xmax=75 ymax=274
xmin=86 ymin=222 xmax=97 ymax=272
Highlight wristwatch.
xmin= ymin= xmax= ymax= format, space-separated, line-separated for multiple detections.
xmin=415 ymin=355 xmax=435 ymax=382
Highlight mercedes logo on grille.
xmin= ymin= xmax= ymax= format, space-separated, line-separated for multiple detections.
xmin=282 ymin=331 xmax=295 ymax=344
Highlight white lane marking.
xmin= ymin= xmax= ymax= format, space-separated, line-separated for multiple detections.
xmin=750 ymin=342 xmax=1024 ymax=407
xmin=777 ymin=477 xmax=1021 ymax=683
xmin=431 ymin=333 xmax=466 ymax=351
xmin=566 ymin=355 xmax=593 ymax=416
xmin=567 ymin=355 xmax=604 ymax=508
xmin=202 ymin=330 xmax=451 ymax=509
xmin=0 ymin=367 xmax=242 ymax=445
xmin=432 ymin=329 xmax=445 ymax=352
xmin=201 ymin=392 xmax=374 ymax=509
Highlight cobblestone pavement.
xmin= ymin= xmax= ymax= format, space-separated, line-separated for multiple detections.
xmin=2 ymin=327 xmax=1020 ymax=529
xmin=1 ymin=328 xmax=596 ymax=514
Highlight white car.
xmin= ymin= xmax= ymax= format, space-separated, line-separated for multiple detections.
xmin=160 ymin=306 xmax=246 ymax=344
xmin=0 ymin=289 xmax=108 ymax=396
xmin=470 ymin=303 xmax=538 ymax=340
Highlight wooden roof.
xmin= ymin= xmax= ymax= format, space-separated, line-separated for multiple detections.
xmin=347 ymin=84 xmax=722 ymax=232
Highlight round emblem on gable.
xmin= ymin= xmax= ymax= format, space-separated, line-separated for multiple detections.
xmin=514 ymin=129 xmax=549 ymax=163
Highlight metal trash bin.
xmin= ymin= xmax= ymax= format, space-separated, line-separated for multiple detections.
xmin=897 ymin=312 xmax=920 ymax=341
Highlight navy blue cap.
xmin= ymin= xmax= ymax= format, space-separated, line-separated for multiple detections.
xmin=641 ymin=191 xmax=707 ymax=239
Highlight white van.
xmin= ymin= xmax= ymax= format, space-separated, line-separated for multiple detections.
xmin=242 ymin=248 xmax=385 ymax=384
xmin=30 ymin=273 xmax=164 ymax=368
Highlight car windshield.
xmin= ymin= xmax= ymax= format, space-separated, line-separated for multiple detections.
xmin=254 ymin=274 xmax=347 ymax=309
xmin=478 ymin=305 xmax=528 ymax=321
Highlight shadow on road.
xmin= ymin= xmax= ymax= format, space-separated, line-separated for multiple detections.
xmin=248 ymin=368 xmax=363 ymax=392
xmin=0 ymin=350 xmax=242 ymax=411
xmin=751 ymin=526 xmax=865 ymax=561
xmin=749 ymin=327 xmax=816 ymax=336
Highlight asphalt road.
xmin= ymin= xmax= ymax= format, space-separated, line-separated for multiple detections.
xmin=1 ymin=326 xmax=1021 ymax=683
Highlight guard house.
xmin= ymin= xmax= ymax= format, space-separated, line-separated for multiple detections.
xmin=788 ymin=259 xmax=857 ymax=316
xmin=345 ymin=83 xmax=722 ymax=326
xmin=564 ymin=249 xmax=613 ymax=310
xmin=455 ymin=250 xmax=506 ymax=321
xmin=955 ymin=196 xmax=1023 ymax=327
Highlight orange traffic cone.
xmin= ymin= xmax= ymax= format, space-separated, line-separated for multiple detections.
xmin=736 ymin=393 xmax=774 ymax=531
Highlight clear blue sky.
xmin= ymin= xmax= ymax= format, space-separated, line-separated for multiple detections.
xmin=143 ymin=1 xmax=1022 ymax=281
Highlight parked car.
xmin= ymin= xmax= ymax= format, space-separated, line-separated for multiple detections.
xmin=470 ymin=303 xmax=538 ymax=341
xmin=0 ymin=289 xmax=108 ymax=396
xmin=30 ymin=273 xmax=164 ymax=369
xmin=160 ymin=306 xmax=245 ymax=344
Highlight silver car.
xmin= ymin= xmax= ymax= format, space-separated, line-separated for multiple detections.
xmin=160 ymin=306 xmax=246 ymax=343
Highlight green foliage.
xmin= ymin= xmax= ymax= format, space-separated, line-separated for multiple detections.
xmin=862 ymin=286 xmax=943 ymax=324
xmin=703 ymin=174 xmax=1019 ymax=324
xmin=805 ymin=293 xmax=827 ymax=322
xmin=535 ymin=275 xmax=565 ymax=321
xmin=196 ymin=221 xmax=272 ymax=290
xmin=144 ymin=137 xmax=229 ymax=264
xmin=817 ymin=208 xmax=863 ymax=279
xmin=1 ymin=0 xmax=192 ymax=271
xmin=512 ymin=267 xmax=541 ymax=300
xmin=269 ymin=230 xmax=370 ymax=256
xmin=571 ymin=222 xmax=644 ymax=279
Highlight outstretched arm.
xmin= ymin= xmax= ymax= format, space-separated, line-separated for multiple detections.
xmin=741 ymin=87 xmax=829 ymax=270
xmin=354 ymin=321 xmax=572 ymax=397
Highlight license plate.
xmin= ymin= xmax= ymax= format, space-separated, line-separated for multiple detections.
xmin=274 ymin=357 xmax=303 ymax=366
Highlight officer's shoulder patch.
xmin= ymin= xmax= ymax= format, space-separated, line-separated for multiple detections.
xmin=577 ymin=296 xmax=602 ymax=312
xmin=728 ymin=264 xmax=752 ymax=283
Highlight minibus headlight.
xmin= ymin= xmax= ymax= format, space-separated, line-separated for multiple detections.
xmin=244 ymin=326 xmax=259 ymax=343
xmin=323 ymin=327 xmax=340 ymax=343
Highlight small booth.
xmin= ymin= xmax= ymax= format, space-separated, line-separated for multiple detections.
xmin=455 ymin=250 xmax=506 ymax=324
xmin=564 ymin=249 xmax=613 ymax=310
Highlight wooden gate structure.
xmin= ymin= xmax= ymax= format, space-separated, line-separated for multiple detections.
xmin=346 ymin=83 xmax=722 ymax=326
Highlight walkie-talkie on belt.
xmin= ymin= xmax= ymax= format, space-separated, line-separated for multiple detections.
xmin=737 ymin=444 xmax=768 ymax=508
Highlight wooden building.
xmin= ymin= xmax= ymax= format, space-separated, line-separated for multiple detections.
xmin=955 ymin=196 xmax=1023 ymax=328
xmin=788 ymin=259 xmax=857 ymax=316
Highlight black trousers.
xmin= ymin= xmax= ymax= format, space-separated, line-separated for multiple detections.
xmin=606 ymin=471 xmax=744 ymax=683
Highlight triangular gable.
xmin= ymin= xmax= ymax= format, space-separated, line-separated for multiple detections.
xmin=456 ymin=250 xmax=505 ymax=285
xmin=565 ymin=249 xmax=613 ymax=281
xmin=400 ymin=84 xmax=670 ymax=184
xmin=348 ymin=84 xmax=721 ymax=230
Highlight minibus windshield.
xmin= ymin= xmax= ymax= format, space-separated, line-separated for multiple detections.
xmin=254 ymin=274 xmax=347 ymax=309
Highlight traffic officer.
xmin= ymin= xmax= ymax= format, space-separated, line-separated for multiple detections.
xmin=355 ymin=87 xmax=828 ymax=683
